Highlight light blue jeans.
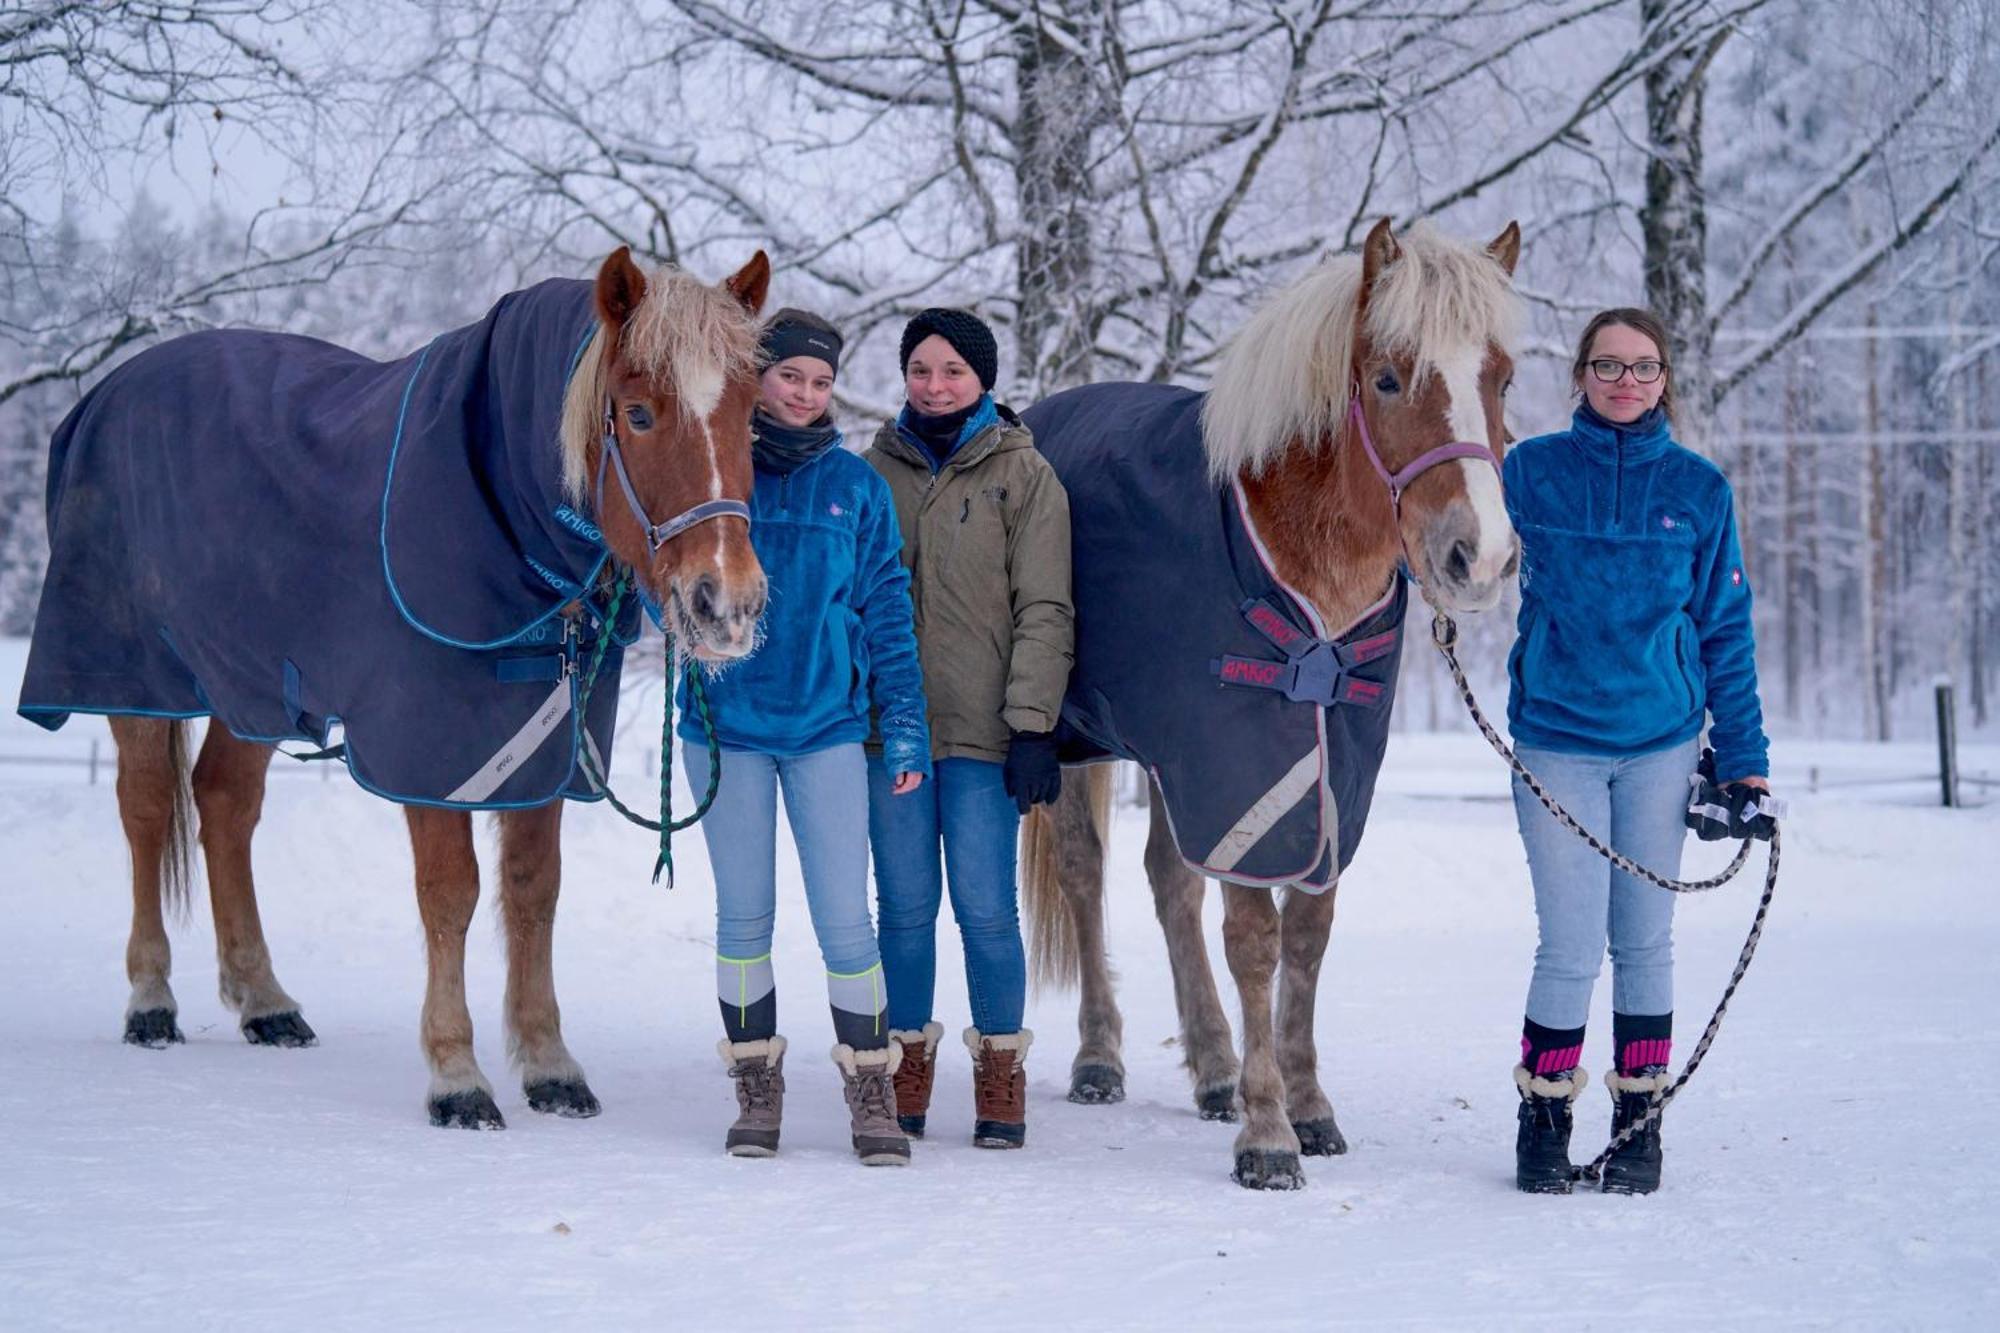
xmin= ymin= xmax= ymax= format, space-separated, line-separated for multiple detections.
xmin=1512 ymin=737 xmax=1698 ymax=1030
xmin=866 ymin=755 xmax=1026 ymax=1035
xmin=700 ymin=744 xmax=885 ymax=1046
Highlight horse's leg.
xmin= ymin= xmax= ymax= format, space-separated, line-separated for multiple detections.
xmin=191 ymin=726 xmax=314 ymax=1047
xmin=1055 ymin=767 xmax=1125 ymax=1104
xmin=1276 ymin=884 xmax=1346 ymax=1156
xmin=498 ymin=802 xmax=598 ymax=1118
xmin=1145 ymin=785 xmax=1239 ymax=1120
xmin=110 ymin=717 xmax=192 ymax=1047
xmin=406 ymin=806 xmax=503 ymax=1129
xmin=1221 ymin=883 xmax=1304 ymax=1189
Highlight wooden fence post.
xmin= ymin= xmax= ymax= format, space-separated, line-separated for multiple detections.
xmin=1936 ymin=680 xmax=1960 ymax=808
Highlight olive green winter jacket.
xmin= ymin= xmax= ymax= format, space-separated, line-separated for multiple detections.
xmin=865 ymin=407 xmax=1074 ymax=763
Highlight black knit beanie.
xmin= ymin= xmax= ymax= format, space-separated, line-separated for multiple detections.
xmin=759 ymin=307 xmax=843 ymax=376
xmin=899 ymin=307 xmax=998 ymax=391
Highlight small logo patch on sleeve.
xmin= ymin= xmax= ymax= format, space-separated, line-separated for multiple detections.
xmin=1731 ymin=568 xmax=1743 ymax=587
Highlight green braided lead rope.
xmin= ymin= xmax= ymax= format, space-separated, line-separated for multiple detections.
xmin=574 ymin=569 xmax=726 ymax=886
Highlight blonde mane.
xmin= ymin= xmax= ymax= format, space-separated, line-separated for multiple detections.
xmin=1202 ymin=222 xmax=1522 ymax=482
xmin=559 ymin=264 xmax=762 ymax=500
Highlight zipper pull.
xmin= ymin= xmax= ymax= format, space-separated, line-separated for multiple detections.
xmin=959 ymin=496 xmax=971 ymax=522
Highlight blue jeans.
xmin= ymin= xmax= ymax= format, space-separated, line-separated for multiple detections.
xmin=1512 ymin=737 xmax=1697 ymax=1030
xmin=701 ymin=744 xmax=885 ymax=1045
xmin=867 ymin=755 xmax=1025 ymax=1035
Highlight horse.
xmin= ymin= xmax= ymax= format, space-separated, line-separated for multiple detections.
xmin=1019 ymin=219 xmax=1523 ymax=1188
xmin=16 ymin=247 xmax=772 ymax=1129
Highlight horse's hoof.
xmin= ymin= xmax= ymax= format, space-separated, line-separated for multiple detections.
xmin=1233 ymin=1148 xmax=1307 ymax=1191
xmin=1196 ymin=1084 xmax=1239 ymax=1121
xmin=1293 ymin=1116 xmax=1347 ymax=1156
xmin=123 ymin=1009 xmax=184 ymax=1048
xmin=429 ymin=1088 xmax=506 ymax=1130
xmin=525 ymin=1078 xmax=601 ymax=1118
xmin=1068 ymin=1064 xmax=1126 ymax=1104
xmin=242 ymin=1012 xmax=318 ymax=1048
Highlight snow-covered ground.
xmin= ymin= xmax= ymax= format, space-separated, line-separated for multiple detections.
xmin=2 ymin=638 xmax=1996 ymax=1330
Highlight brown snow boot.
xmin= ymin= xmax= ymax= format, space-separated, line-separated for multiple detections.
xmin=718 ymin=1036 xmax=786 ymax=1158
xmin=832 ymin=1042 xmax=910 ymax=1166
xmin=889 ymin=1022 xmax=944 ymax=1137
xmin=965 ymin=1027 xmax=1032 ymax=1149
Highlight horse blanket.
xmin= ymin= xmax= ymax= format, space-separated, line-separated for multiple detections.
xmin=17 ymin=279 xmax=641 ymax=809
xmin=1023 ymin=383 xmax=1406 ymax=890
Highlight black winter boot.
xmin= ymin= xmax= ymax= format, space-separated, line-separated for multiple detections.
xmin=1514 ymin=1065 xmax=1586 ymax=1194
xmin=1601 ymin=1069 xmax=1667 ymax=1195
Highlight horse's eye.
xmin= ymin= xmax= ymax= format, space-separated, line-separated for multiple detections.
xmin=624 ymin=404 xmax=654 ymax=431
xmin=1374 ymin=369 xmax=1400 ymax=395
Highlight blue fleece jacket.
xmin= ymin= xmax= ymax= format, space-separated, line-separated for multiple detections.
xmin=1503 ymin=405 xmax=1769 ymax=779
xmin=677 ymin=443 xmax=931 ymax=777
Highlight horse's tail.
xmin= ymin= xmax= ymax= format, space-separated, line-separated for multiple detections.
xmin=1023 ymin=763 xmax=1114 ymax=993
xmin=163 ymin=721 xmax=196 ymax=924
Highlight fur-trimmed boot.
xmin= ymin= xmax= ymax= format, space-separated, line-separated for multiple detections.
xmin=832 ymin=1043 xmax=910 ymax=1166
xmin=889 ymin=1022 xmax=944 ymax=1137
xmin=718 ymin=1036 xmax=786 ymax=1158
xmin=966 ymin=1028 xmax=1032 ymax=1149
xmin=1601 ymin=1069 xmax=1668 ymax=1195
xmin=1514 ymin=1065 xmax=1587 ymax=1194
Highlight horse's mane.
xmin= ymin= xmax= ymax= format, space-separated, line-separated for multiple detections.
xmin=1202 ymin=222 xmax=1522 ymax=482
xmin=559 ymin=265 xmax=762 ymax=500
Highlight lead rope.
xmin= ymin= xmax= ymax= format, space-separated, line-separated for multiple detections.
xmin=575 ymin=569 xmax=725 ymax=885
xmin=1428 ymin=608 xmax=1781 ymax=1180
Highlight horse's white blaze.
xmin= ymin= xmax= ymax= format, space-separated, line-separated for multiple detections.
xmin=1437 ymin=341 xmax=1513 ymax=579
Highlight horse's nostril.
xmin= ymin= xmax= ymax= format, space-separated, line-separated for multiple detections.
xmin=690 ymin=575 xmax=719 ymax=623
xmin=1447 ymin=538 xmax=1475 ymax=583
xmin=1501 ymin=545 xmax=1520 ymax=581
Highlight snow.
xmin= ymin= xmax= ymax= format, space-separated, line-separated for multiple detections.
xmin=2 ymin=638 xmax=1996 ymax=1329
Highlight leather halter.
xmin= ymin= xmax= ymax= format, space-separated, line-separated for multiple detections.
xmin=596 ymin=399 xmax=751 ymax=556
xmin=1347 ymin=392 xmax=1499 ymax=517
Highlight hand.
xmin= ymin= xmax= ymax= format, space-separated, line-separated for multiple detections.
xmin=1721 ymin=778 xmax=1778 ymax=841
xmin=1002 ymin=729 xmax=1062 ymax=814
xmin=891 ymin=771 xmax=924 ymax=795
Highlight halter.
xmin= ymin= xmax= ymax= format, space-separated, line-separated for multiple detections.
xmin=596 ymin=399 xmax=751 ymax=556
xmin=1347 ymin=392 xmax=1499 ymax=518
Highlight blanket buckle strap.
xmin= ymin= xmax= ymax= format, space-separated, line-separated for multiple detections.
xmin=1210 ymin=598 xmax=1398 ymax=708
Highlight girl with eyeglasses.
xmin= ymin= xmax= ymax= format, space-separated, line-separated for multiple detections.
xmin=1501 ymin=307 xmax=1773 ymax=1196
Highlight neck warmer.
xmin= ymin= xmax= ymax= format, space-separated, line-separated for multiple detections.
xmin=752 ymin=408 xmax=843 ymax=474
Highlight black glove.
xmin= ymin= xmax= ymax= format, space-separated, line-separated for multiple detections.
xmin=1002 ymin=729 xmax=1063 ymax=814
xmin=1685 ymin=748 xmax=1780 ymax=842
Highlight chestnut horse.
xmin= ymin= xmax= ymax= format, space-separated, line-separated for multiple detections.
xmin=65 ymin=249 xmax=769 ymax=1128
xmin=1022 ymin=220 xmax=1523 ymax=1187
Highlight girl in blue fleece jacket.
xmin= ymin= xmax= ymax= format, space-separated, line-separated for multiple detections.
xmin=1502 ymin=307 xmax=1772 ymax=1197
xmin=677 ymin=308 xmax=930 ymax=1166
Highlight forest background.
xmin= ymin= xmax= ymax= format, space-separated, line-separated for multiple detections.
xmin=3 ymin=0 xmax=1995 ymax=743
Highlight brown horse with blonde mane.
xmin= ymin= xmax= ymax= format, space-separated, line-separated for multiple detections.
xmin=34 ymin=248 xmax=770 ymax=1129
xmin=1022 ymin=219 xmax=1524 ymax=1187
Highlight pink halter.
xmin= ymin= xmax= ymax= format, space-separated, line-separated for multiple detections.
xmin=1348 ymin=393 xmax=1500 ymax=515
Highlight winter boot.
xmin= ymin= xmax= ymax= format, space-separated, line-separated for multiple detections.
xmin=1601 ymin=1069 xmax=1668 ymax=1195
xmin=832 ymin=1043 xmax=910 ymax=1166
xmin=718 ymin=1037 xmax=786 ymax=1157
xmin=889 ymin=1022 xmax=944 ymax=1137
xmin=966 ymin=1028 xmax=1032 ymax=1149
xmin=1514 ymin=1065 xmax=1587 ymax=1194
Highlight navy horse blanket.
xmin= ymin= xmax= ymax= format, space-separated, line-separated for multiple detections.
xmin=1023 ymin=383 xmax=1406 ymax=890
xmin=18 ymin=279 xmax=640 ymax=808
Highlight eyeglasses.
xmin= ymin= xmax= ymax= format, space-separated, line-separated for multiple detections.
xmin=1588 ymin=358 xmax=1665 ymax=384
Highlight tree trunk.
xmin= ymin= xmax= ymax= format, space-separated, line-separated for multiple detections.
xmin=1011 ymin=4 xmax=1102 ymax=395
xmin=1641 ymin=1 xmax=1727 ymax=453
xmin=1861 ymin=301 xmax=1891 ymax=740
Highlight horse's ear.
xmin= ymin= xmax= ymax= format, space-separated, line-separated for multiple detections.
xmin=1360 ymin=218 xmax=1401 ymax=299
xmin=1487 ymin=221 xmax=1522 ymax=277
xmin=595 ymin=246 xmax=648 ymax=332
xmin=724 ymin=250 xmax=772 ymax=316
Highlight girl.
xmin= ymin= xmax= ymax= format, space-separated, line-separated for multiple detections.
xmin=1503 ymin=307 xmax=1773 ymax=1195
xmin=685 ymin=308 xmax=930 ymax=1166
xmin=863 ymin=308 xmax=1074 ymax=1149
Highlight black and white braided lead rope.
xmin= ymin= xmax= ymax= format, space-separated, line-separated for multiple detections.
xmin=1428 ymin=609 xmax=1782 ymax=1180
